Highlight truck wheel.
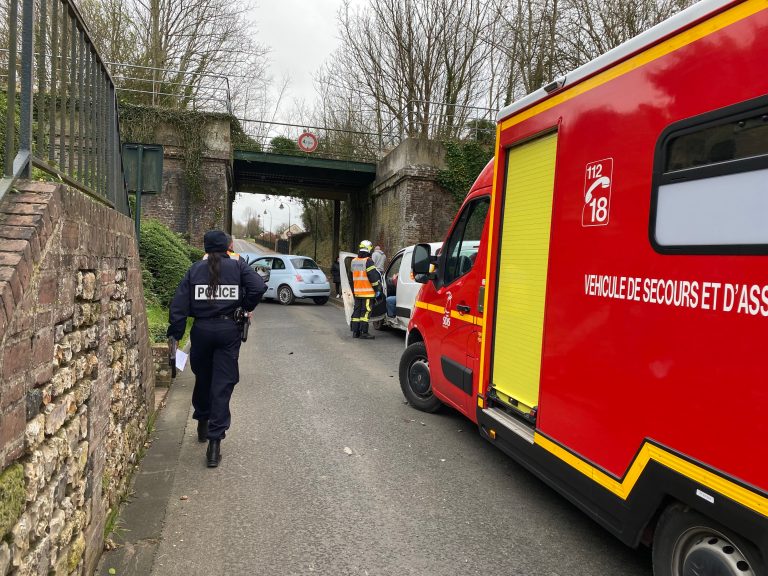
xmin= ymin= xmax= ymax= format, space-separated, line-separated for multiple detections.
xmin=652 ymin=503 xmax=764 ymax=576
xmin=278 ymin=285 xmax=295 ymax=305
xmin=399 ymin=342 xmax=441 ymax=413
xmin=312 ymin=297 xmax=328 ymax=305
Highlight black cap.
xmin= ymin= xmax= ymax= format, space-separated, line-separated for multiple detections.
xmin=204 ymin=230 xmax=229 ymax=253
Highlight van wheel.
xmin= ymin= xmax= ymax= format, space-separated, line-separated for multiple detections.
xmin=399 ymin=342 xmax=441 ymax=413
xmin=278 ymin=285 xmax=295 ymax=305
xmin=652 ymin=503 xmax=764 ymax=576
xmin=312 ymin=297 xmax=328 ymax=305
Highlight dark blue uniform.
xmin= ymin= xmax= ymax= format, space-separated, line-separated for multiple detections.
xmin=168 ymin=253 xmax=266 ymax=441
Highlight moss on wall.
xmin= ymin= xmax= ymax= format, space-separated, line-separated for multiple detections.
xmin=0 ymin=463 xmax=25 ymax=539
xmin=119 ymin=103 xmax=231 ymax=203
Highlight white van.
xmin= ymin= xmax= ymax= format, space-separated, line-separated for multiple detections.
xmin=339 ymin=242 xmax=442 ymax=332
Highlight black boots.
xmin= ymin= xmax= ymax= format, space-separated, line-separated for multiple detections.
xmin=206 ymin=439 xmax=222 ymax=468
xmin=197 ymin=420 xmax=208 ymax=443
xmin=359 ymin=333 xmax=375 ymax=340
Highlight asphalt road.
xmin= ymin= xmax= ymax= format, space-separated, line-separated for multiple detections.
xmin=145 ymin=299 xmax=653 ymax=576
xmin=233 ymin=238 xmax=274 ymax=257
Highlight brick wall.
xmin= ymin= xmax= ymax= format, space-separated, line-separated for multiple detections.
xmin=368 ymin=139 xmax=457 ymax=256
xmin=0 ymin=181 xmax=154 ymax=576
xmin=138 ymin=116 xmax=232 ymax=248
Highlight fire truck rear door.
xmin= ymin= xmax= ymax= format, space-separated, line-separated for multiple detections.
xmin=491 ymin=131 xmax=558 ymax=417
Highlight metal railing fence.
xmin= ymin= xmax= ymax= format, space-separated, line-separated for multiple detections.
xmin=381 ymin=100 xmax=498 ymax=142
xmin=235 ymin=100 xmax=496 ymax=163
xmin=234 ymin=118 xmax=398 ymax=163
xmin=108 ymin=62 xmax=232 ymax=115
xmin=1 ymin=0 xmax=129 ymax=214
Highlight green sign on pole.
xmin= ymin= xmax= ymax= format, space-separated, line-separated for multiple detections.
xmin=123 ymin=144 xmax=163 ymax=239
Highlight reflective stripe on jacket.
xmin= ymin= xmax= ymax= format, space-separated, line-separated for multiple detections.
xmin=351 ymin=256 xmax=378 ymax=298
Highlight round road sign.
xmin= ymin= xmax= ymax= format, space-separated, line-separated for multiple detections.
xmin=297 ymin=131 xmax=318 ymax=153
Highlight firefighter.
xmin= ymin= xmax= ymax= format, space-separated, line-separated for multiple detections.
xmin=350 ymin=239 xmax=382 ymax=340
xmin=226 ymin=233 xmax=244 ymax=261
xmin=167 ymin=230 xmax=266 ymax=467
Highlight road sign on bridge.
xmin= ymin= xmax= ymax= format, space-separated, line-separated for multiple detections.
xmin=297 ymin=132 xmax=319 ymax=153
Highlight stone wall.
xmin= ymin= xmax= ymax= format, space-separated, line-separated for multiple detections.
xmin=137 ymin=116 xmax=232 ymax=248
xmin=369 ymin=139 xmax=457 ymax=255
xmin=0 ymin=181 xmax=154 ymax=575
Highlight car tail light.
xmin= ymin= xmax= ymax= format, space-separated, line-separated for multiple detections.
xmin=295 ymin=274 xmax=303 ymax=282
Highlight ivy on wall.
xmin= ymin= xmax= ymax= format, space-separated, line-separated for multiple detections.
xmin=119 ymin=103 xmax=229 ymax=203
xmin=437 ymin=139 xmax=494 ymax=206
xmin=231 ymin=118 xmax=261 ymax=152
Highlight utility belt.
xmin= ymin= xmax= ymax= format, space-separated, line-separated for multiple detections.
xmin=195 ymin=308 xmax=249 ymax=341
xmin=196 ymin=314 xmax=236 ymax=322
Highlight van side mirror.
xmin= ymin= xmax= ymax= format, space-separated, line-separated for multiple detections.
xmin=412 ymin=243 xmax=435 ymax=284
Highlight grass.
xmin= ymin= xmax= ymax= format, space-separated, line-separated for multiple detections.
xmin=146 ymin=303 xmax=192 ymax=346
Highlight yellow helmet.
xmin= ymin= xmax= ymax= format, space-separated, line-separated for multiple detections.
xmin=359 ymin=240 xmax=373 ymax=253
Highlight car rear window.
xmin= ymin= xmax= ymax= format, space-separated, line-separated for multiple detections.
xmin=291 ymin=258 xmax=320 ymax=270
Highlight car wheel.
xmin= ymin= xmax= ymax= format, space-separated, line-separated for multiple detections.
xmin=652 ymin=503 xmax=764 ymax=576
xmin=277 ymin=285 xmax=295 ymax=305
xmin=312 ymin=297 xmax=328 ymax=305
xmin=399 ymin=342 xmax=441 ymax=413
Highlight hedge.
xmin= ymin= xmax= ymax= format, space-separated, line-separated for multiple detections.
xmin=138 ymin=219 xmax=195 ymax=307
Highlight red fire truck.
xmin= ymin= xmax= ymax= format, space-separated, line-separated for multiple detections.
xmin=400 ymin=1 xmax=768 ymax=573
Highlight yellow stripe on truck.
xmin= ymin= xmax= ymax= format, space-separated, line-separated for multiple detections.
xmin=414 ymin=301 xmax=444 ymax=314
xmin=414 ymin=301 xmax=484 ymax=326
xmin=535 ymin=434 xmax=768 ymax=518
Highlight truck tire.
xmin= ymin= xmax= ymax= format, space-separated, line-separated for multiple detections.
xmin=278 ymin=285 xmax=295 ymax=305
xmin=652 ymin=503 xmax=764 ymax=576
xmin=399 ymin=342 xmax=441 ymax=413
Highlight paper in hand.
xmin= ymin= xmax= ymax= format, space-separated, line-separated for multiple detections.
xmin=175 ymin=349 xmax=188 ymax=371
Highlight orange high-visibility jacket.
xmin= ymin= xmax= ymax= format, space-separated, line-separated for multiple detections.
xmin=351 ymin=256 xmax=380 ymax=298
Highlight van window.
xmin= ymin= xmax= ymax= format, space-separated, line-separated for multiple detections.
xmin=442 ymin=197 xmax=489 ymax=285
xmin=385 ymin=253 xmax=403 ymax=291
xmin=652 ymin=98 xmax=768 ymax=253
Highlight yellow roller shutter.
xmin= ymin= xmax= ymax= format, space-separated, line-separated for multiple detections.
xmin=491 ymin=131 xmax=558 ymax=412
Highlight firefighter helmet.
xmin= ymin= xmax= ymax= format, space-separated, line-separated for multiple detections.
xmin=359 ymin=240 xmax=373 ymax=253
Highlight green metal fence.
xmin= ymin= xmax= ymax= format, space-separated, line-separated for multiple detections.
xmin=1 ymin=0 xmax=129 ymax=215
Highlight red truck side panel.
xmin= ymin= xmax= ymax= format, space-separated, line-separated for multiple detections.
xmin=484 ymin=2 xmax=768 ymax=493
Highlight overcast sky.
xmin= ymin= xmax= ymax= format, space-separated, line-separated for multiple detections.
xmin=255 ymin=0 xmax=346 ymax=114
xmin=235 ymin=0 xmax=350 ymax=228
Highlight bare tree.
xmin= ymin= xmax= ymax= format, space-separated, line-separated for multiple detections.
xmin=320 ymin=0 xmax=495 ymax=141
xmin=242 ymin=207 xmax=262 ymax=239
xmin=488 ymin=0 xmax=562 ymax=96
xmin=78 ymin=0 xmax=269 ymax=116
xmin=558 ymin=0 xmax=697 ymax=69
xmin=318 ymin=0 xmax=698 ymax=139
xmin=79 ymin=0 xmax=142 ymax=64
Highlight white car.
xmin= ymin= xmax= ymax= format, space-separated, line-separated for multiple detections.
xmin=249 ymin=254 xmax=330 ymax=305
xmin=339 ymin=242 xmax=443 ymax=331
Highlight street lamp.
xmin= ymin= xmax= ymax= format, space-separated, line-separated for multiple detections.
xmin=263 ymin=209 xmax=273 ymax=248
xmin=279 ymin=201 xmax=292 ymax=253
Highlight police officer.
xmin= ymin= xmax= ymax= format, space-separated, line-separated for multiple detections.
xmin=350 ymin=240 xmax=382 ymax=340
xmin=167 ymin=230 xmax=266 ymax=467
